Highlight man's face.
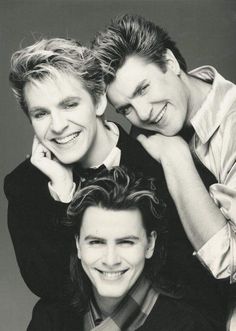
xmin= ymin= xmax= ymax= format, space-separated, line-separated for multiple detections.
xmin=24 ymin=71 xmax=105 ymax=166
xmin=107 ymin=55 xmax=189 ymax=136
xmin=76 ymin=206 xmax=156 ymax=302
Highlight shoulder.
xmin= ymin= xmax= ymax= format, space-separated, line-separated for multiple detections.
xmin=141 ymin=295 xmax=222 ymax=331
xmin=27 ymin=300 xmax=83 ymax=331
xmin=117 ymin=124 xmax=164 ymax=178
xmin=4 ymin=158 xmax=48 ymax=202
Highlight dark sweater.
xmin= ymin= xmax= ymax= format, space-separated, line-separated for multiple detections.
xmin=27 ymin=293 xmax=225 ymax=331
xmin=4 ymin=124 xmax=226 ymax=326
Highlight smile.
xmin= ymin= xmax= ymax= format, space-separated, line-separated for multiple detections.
xmin=53 ymin=132 xmax=81 ymax=145
xmin=95 ymin=269 xmax=128 ymax=280
xmin=153 ymin=103 xmax=167 ymax=124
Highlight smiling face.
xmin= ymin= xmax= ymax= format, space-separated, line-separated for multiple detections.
xmin=76 ymin=206 xmax=156 ymax=303
xmin=107 ymin=54 xmax=190 ymax=136
xmin=24 ymin=71 xmax=106 ymax=166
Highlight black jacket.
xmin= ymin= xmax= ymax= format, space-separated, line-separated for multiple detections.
xmin=4 ymin=124 xmax=226 ymax=324
xmin=27 ymin=294 xmax=225 ymax=331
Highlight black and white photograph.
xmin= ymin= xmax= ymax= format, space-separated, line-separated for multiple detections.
xmin=1 ymin=1 xmax=236 ymax=330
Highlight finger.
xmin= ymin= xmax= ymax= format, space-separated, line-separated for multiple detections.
xmin=136 ymin=134 xmax=147 ymax=144
xmin=32 ymin=140 xmax=52 ymax=160
xmin=32 ymin=144 xmax=47 ymax=161
xmin=32 ymin=136 xmax=40 ymax=154
xmin=137 ymin=134 xmax=153 ymax=153
xmin=44 ymin=149 xmax=51 ymax=159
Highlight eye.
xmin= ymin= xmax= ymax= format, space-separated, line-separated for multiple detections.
xmin=31 ymin=111 xmax=48 ymax=120
xmin=88 ymin=240 xmax=104 ymax=246
xmin=116 ymin=105 xmax=133 ymax=117
xmin=64 ymin=101 xmax=78 ymax=109
xmin=118 ymin=240 xmax=135 ymax=246
xmin=137 ymin=84 xmax=149 ymax=96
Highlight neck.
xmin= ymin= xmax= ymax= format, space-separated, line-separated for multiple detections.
xmin=80 ymin=120 xmax=117 ymax=168
xmin=182 ymin=71 xmax=212 ymax=126
xmin=93 ymin=289 xmax=124 ymax=318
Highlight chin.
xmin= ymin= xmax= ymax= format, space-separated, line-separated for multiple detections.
xmin=98 ymin=287 xmax=127 ymax=299
xmin=56 ymin=153 xmax=83 ymax=165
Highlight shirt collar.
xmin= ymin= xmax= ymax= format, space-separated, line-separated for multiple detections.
xmin=89 ymin=299 xmax=103 ymax=327
xmin=91 ymin=121 xmax=121 ymax=169
xmin=189 ymin=66 xmax=236 ymax=144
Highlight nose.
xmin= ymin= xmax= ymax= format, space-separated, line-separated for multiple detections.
xmin=102 ymin=245 xmax=121 ymax=267
xmin=50 ymin=111 xmax=68 ymax=133
xmin=133 ymin=99 xmax=152 ymax=122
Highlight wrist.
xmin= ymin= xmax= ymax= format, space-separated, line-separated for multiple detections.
xmin=161 ymin=148 xmax=195 ymax=193
xmin=49 ymin=181 xmax=75 ymax=203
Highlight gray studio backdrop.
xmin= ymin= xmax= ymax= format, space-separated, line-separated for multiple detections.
xmin=1 ymin=0 xmax=236 ymax=330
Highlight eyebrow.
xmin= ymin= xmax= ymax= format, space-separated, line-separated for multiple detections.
xmin=132 ymin=80 xmax=147 ymax=98
xmin=28 ymin=107 xmax=47 ymax=114
xmin=84 ymin=235 xmax=104 ymax=241
xmin=84 ymin=235 xmax=140 ymax=241
xmin=116 ymin=80 xmax=147 ymax=113
xmin=28 ymin=97 xmax=80 ymax=113
xmin=59 ymin=96 xmax=80 ymax=108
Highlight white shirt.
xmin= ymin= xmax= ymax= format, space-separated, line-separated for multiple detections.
xmin=189 ymin=66 xmax=236 ymax=283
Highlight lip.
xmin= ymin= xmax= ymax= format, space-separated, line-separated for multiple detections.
xmin=151 ymin=103 xmax=167 ymax=124
xmin=95 ymin=268 xmax=129 ymax=280
xmin=52 ymin=131 xmax=81 ymax=145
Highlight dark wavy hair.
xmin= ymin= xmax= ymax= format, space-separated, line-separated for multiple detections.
xmin=65 ymin=166 xmax=167 ymax=313
xmin=92 ymin=14 xmax=187 ymax=85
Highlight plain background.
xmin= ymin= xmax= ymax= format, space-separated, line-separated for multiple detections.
xmin=1 ymin=0 xmax=236 ymax=330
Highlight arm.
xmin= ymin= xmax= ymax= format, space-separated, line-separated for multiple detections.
xmin=4 ymin=166 xmax=73 ymax=299
xmin=137 ymin=134 xmax=229 ymax=266
xmin=4 ymin=137 xmax=76 ymax=299
xmin=30 ymin=136 xmax=74 ymax=202
xmin=27 ymin=299 xmax=62 ymax=331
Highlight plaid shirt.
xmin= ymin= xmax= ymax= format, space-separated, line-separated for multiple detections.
xmin=83 ymin=276 xmax=159 ymax=331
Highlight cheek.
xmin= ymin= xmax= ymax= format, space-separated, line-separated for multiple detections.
xmin=73 ymin=106 xmax=96 ymax=124
xmin=31 ymin=120 xmax=48 ymax=138
xmin=171 ymin=81 xmax=187 ymax=106
xmin=80 ymin=247 xmax=101 ymax=265
xmin=122 ymin=246 xmax=146 ymax=267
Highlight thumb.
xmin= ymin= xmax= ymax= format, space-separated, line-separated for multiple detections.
xmin=137 ymin=134 xmax=151 ymax=152
xmin=136 ymin=133 xmax=160 ymax=163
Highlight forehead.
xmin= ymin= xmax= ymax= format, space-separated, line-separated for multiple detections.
xmin=107 ymin=55 xmax=161 ymax=104
xmin=24 ymin=71 xmax=91 ymax=107
xmin=114 ymin=56 xmax=151 ymax=86
xmin=80 ymin=206 xmax=145 ymax=238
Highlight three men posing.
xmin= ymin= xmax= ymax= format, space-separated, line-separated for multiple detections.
xmin=5 ymin=14 xmax=236 ymax=330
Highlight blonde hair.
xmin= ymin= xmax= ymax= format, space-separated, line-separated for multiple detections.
xmin=9 ymin=38 xmax=105 ymax=115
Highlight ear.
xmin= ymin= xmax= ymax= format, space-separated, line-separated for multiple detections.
xmin=145 ymin=231 xmax=157 ymax=259
xmin=95 ymin=93 xmax=107 ymax=117
xmin=165 ymin=49 xmax=181 ymax=76
xmin=75 ymin=235 xmax=81 ymax=259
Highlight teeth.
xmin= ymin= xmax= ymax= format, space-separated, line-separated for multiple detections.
xmin=155 ymin=104 xmax=167 ymax=123
xmin=103 ymin=272 xmax=122 ymax=280
xmin=97 ymin=270 xmax=127 ymax=280
xmin=55 ymin=132 xmax=80 ymax=144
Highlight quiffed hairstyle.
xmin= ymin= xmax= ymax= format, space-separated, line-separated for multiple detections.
xmin=92 ymin=14 xmax=187 ymax=85
xmin=9 ymin=38 xmax=105 ymax=115
xmin=66 ymin=166 xmax=167 ymax=313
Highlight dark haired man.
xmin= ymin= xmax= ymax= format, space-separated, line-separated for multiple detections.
xmin=27 ymin=167 xmax=223 ymax=331
xmin=93 ymin=14 xmax=236 ymax=327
